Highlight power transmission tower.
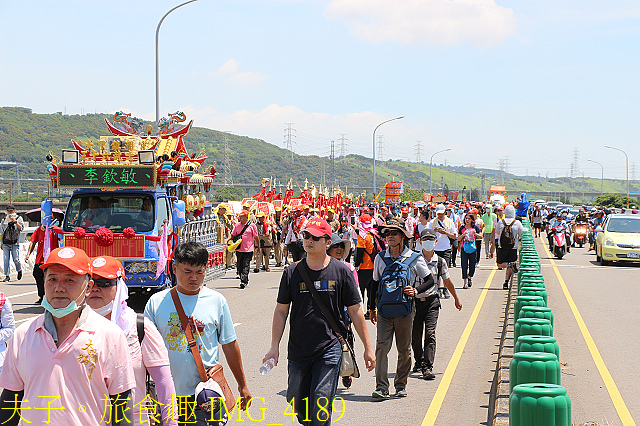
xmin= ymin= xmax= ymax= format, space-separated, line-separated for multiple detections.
xmin=321 ymin=158 xmax=326 ymax=187
xmin=414 ymin=141 xmax=423 ymax=163
xmin=330 ymin=140 xmax=336 ymax=185
xmin=222 ymin=133 xmax=234 ymax=186
xmin=284 ymin=123 xmax=296 ymax=164
xmin=498 ymin=159 xmax=505 ymax=185
xmin=338 ymin=134 xmax=348 ymax=158
xmin=376 ymin=135 xmax=385 ymax=161
xmin=481 ymin=173 xmax=486 ymax=199
xmin=570 ymin=147 xmax=580 ymax=178
xmin=632 ymin=162 xmax=637 ymax=181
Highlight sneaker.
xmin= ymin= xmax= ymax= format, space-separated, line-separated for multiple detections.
xmin=253 ymin=268 xmax=259 ymax=273
xmin=442 ymin=288 xmax=450 ymax=299
xmin=17 ymin=270 xmax=22 ymax=280
xmin=422 ymin=367 xmax=436 ymax=380
xmin=412 ymin=362 xmax=424 ymax=373
xmin=3 ymin=276 xmax=9 ymax=282
xmin=394 ymin=388 xmax=408 ymax=397
xmin=342 ymin=376 xmax=353 ymax=389
xmin=372 ymin=389 xmax=390 ymax=399
xmin=503 ymin=280 xmax=509 ymax=290
xmin=463 ymin=281 xmax=469 ymax=289
xmin=240 ymin=283 xmax=246 ymax=289
xmin=467 ymin=278 xmax=472 ymax=288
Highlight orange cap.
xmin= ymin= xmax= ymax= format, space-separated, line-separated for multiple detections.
xmin=40 ymin=247 xmax=92 ymax=275
xmin=91 ymin=256 xmax=125 ymax=279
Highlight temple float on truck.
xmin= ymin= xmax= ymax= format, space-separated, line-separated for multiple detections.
xmin=42 ymin=111 xmax=226 ymax=297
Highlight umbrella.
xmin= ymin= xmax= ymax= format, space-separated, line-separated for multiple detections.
xmin=26 ymin=207 xmax=64 ymax=224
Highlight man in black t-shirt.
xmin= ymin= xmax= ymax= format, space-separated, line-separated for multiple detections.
xmin=264 ymin=217 xmax=375 ymax=426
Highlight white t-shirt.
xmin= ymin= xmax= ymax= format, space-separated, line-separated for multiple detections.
xmin=427 ymin=216 xmax=457 ymax=251
xmin=145 ymin=287 xmax=237 ymax=397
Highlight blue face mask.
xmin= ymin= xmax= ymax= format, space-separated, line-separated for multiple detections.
xmin=41 ymin=282 xmax=88 ymax=318
xmin=458 ymin=210 xmax=464 ymax=214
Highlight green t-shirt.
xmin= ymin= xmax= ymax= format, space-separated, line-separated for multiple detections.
xmin=482 ymin=212 xmax=497 ymax=233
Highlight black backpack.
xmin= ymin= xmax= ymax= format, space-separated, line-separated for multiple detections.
xmin=2 ymin=221 xmax=19 ymax=245
xmin=499 ymin=219 xmax=516 ymax=249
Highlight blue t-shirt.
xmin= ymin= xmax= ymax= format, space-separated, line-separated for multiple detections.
xmin=144 ymin=287 xmax=237 ymax=396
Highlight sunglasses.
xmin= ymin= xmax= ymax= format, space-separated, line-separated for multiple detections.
xmin=382 ymin=229 xmax=401 ymax=237
xmin=302 ymin=231 xmax=327 ymax=241
xmin=94 ymin=278 xmax=117 ymax=288
xmin=334 ymin=243 xmax=346 ymax=250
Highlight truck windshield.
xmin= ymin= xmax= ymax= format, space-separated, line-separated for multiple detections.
xmin=63 ymin=194 xmax=155 ymax=233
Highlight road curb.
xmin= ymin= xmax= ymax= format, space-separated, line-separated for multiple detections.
xmin=489 ymin=273 xmax=517 ymax=426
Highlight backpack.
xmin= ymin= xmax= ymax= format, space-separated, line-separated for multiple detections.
xmin=377 ymin=251 xmax=420 ymax=318
xmin=367 ymin=231 xmax=387 ymax=260
xmin=499 ymin=219 xmax=516 ymax=249
xmin=2 ymin=221 xmax=19 ymax=245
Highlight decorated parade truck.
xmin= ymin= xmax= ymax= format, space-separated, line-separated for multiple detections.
xmin=42 ymin=111 xmax=226 ymax=296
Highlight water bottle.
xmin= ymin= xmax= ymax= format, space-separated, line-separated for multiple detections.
xmin=260 ymin=358 xmax=276 ymax=375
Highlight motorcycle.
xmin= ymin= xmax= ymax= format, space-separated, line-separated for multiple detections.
xmin=551 ymin=225 xmax=568 ymax=259
xmin=573 ymin=223 xmax=588 ymax=248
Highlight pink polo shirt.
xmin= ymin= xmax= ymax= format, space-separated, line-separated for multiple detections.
xmin=231 ymin=221 xmax=258 ymax=253
xmin=0 ymin=308 xmax=135 ymax=425
xmin=123 ymin=308 xmax=171 ymax=426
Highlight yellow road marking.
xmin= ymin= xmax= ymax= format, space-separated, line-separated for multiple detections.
xmin=421 ymin=268 xmax=497 ymax=426
xmin=543 ymin=243 xmax=636 ymax=426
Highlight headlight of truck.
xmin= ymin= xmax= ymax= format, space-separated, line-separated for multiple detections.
xmin=604 ymin=237 xmax=616 ymax=247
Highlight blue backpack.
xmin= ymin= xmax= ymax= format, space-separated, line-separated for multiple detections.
xmin=377 ymin=250 xmax=420 ymax=318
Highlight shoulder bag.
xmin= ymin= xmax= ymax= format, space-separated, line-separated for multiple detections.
xmin=170 ymin=288 xmax=236 ymax=410
xmin=296 ymin=261 xmax=360 ymax=378
xmin=227 ymin=222 xmax=250 ymax=253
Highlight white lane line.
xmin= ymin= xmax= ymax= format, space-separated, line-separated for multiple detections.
xmin=7 ymin=290 xmax=38 ymax=299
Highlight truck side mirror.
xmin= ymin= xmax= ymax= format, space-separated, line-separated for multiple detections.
xmin=172 ymin=199 xmax=186 ymax=227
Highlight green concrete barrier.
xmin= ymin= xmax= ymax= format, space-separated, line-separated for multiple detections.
xmin=515 ymin=335 xmax=559 ymax=359
xmin=514 ymin=295 xmax=546 ymax=323
xmin=510 ymin=384 xmax=571 ymax=426
xmin=514 ymin=318 xmax=553 ymax=344
xmin=519 ymin=287 xmax=548 ymax=305
xmin=510 ymin=352 xmax=561 ymax=392
xmin=519 ymin=306 xmax=554 ymax=328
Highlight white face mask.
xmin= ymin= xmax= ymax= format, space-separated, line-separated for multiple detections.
xmin=92 ymin=300 xmax=114 ymax=316
xmin=422 ymin=239 xmax=436 ymax=251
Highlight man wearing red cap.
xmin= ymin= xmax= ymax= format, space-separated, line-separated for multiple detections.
xmin=0 ymin=247 xmax=135 ymax=425
xmin=86 ymin=256 xmax=177 ymax=426
xmin=264 ymin=217 xmax=375 ymax=426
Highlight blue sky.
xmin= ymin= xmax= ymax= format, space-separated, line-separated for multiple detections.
xmin=1 ymin=0 xmax=639 ymax=180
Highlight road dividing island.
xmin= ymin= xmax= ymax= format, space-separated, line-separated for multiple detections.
xmin=492 ymin=216 xmax=572 ymax=426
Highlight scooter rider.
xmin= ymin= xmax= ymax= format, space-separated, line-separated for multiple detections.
xmin=548 ymin=213 xmax=570 ymax=253
xmin=572 ymin=208 xmax=589 ymax=247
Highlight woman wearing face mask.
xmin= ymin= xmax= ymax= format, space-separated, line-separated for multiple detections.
xmin=457 ymin=213 xmax=482 ymax=288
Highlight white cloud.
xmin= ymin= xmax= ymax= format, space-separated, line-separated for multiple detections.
xmin=213 ymin=59 xmax=269 ymax=86
xmin=325 ymin=0 xmax=516 ymax=47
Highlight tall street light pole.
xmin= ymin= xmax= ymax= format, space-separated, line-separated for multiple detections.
xmin=429 ymin=148 xmax=451 ymax=195
xmin=156 ymin=0 xmax=199 ymax=124
xmin=604 ymin=145 xmax=629 ymax=205
xmin=372 ymin=116 xmax=404 ymax=197
xmin=586 ymin=159 xmax=604 ymax=196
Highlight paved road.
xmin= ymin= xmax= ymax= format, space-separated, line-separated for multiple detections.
xmin=8 ymin=240 xmax=638 ymax=426
xmin=536 ymin=237 xmax=639 ymax=426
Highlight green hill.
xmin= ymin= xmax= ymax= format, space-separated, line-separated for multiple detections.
xmin=0 ymin=107 xmax=636 ymax=203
